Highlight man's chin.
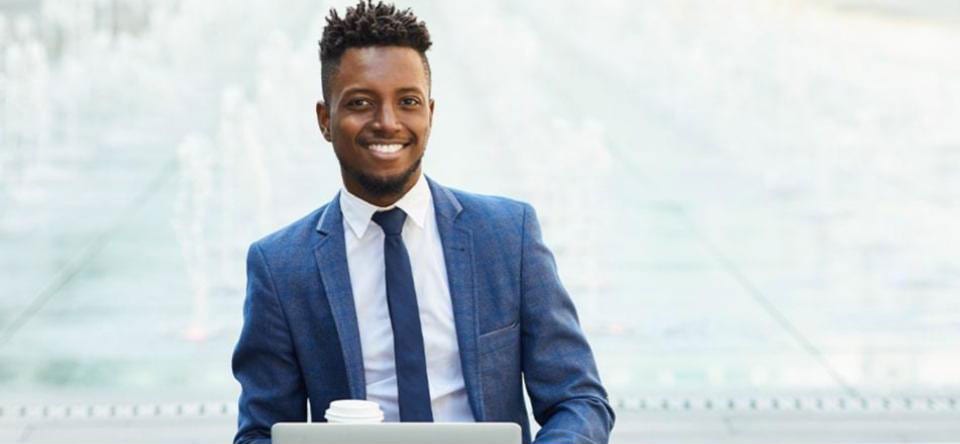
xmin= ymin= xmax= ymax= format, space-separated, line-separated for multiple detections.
xmin=348 ymin=160 xmax=422 ymax=198
xmin=358 ymin=174 xmax=408 ymax=196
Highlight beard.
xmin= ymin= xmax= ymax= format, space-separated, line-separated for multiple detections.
xmin=341 ymin=154 xmax=423 ymax=198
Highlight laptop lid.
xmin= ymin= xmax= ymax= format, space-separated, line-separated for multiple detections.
xmin=272 ymin=423 xmax=522 ymax=444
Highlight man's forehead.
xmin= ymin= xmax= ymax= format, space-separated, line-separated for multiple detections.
xmin=333 ymin=46 xmax=429 ymax=92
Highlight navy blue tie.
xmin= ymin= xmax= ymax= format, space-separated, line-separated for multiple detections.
xmin=372 ymin=208 xmax=434 ymax=422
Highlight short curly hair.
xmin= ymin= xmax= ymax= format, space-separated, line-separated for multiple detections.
xmin=319 ymin=0 xmax=433 ymax=102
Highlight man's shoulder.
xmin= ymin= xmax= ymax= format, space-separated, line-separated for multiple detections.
xmin=442 ymin=184 xmax=531 ymax=222
xmin=431 ymin=183 xmax=538 ymax=248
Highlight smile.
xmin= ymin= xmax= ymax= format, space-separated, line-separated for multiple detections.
xmin=368 ymin=143 xmax=405 ymax=154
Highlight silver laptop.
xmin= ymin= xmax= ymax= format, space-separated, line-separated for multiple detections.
xmin=272 ymin=422 xmax=521 ymax=444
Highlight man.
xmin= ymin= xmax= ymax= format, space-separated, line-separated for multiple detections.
xmin=231 ymin=2 xmax=614 ymax=443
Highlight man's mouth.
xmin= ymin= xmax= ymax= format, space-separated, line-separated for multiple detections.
xmin=367 ymin=143 xmax=405 ymax=154
xmin=361 ymin=139 xmax=412 ymax=160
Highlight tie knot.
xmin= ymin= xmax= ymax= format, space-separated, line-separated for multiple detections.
xmin=372 ymin=207 xmax=407 ymax=235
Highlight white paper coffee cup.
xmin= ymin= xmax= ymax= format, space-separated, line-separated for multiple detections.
xmin=325 ymin=399 xmax=384 ymax=424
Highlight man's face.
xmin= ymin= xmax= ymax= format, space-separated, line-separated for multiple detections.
xmin=317 ymin=46 xmax=434 ymax=204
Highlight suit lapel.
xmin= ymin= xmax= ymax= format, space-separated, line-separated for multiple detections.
xmin=428 ymin=178 xmax=484 ymax=420
xmin=314 ymin=195 xmax=366 ymax=399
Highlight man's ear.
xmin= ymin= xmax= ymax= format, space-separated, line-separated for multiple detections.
xmin=428 ymin=98 xmax=435 ymax=126
xmin=316 ymin=101 xmax=332 ymax=142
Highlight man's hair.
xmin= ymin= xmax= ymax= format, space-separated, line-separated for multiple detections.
xmin=319 ymin=0 xmax=433 ymax=102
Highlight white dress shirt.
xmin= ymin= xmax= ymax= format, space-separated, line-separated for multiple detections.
xmin=339 ymin=174 xmax=474 ymax=422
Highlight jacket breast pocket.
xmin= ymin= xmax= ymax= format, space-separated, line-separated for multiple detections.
xmin=478 ymin=321 xmax=520 ymax=356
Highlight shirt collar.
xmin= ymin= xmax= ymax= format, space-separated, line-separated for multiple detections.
xmin=339 ymin=173 xmax=432 ymax=239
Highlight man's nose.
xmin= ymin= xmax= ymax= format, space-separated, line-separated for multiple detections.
xmin=372 ymin=104 xmax=403 ymax=132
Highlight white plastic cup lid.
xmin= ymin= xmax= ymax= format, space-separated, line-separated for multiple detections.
xmin=325 ymin=399 xmax=384 ymax=422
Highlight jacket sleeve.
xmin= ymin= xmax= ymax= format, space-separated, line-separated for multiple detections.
xmin=232 ymin=242 xmax=308 ymax=444
xmin=519 ymin=204 xmax=616 ymax=444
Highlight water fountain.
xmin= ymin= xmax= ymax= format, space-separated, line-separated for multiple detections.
xmin=172 ymin=134 xmax=214 ymax=342
xmin=1 ymin=0 xmax=959 ymax=414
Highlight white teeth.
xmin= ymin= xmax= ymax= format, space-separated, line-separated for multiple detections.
xmin=368 ymin=144 xmax=404 ymax=154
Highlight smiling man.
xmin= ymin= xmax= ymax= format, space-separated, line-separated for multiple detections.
xmin=231 ymin=2 xmax=614 ymax=444
xmin=318 ymin=41 xmax=432 ymax=207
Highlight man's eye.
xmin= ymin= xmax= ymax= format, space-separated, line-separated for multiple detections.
xmin=347 ymin=98 xmax=371 ymax=108
xmin=400 ymin=97 xmax=421 ymax=106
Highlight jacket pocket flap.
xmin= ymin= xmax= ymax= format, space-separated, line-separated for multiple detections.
xmin=478 ymin=321 xmax=519 ymax=355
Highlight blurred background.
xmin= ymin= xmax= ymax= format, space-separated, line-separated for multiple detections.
xmin=1 ymin=0 xmax=959 ymax=442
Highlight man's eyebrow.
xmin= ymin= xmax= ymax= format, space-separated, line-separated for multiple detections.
xmin=396 ymin=86 xmax=426 ymax=95
xmin=338 ymin=86 xmax=425 ymax=98
xmin=339 ymin=86 xmax=376 ymax=97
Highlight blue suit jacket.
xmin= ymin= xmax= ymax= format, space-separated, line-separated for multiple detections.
xmin=232 ymin=178 xmax=614 ymax=444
